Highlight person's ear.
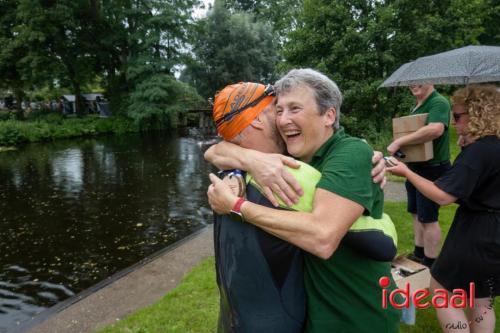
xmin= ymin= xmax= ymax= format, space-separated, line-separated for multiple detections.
xmin=324 ymin=107 xmax=336 ymax=127
xmin=250 ymin=115 xmax=265 ymax=130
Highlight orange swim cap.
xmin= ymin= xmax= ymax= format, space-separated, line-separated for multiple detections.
xmin=213 ymin=82 xmax=274 ymax=141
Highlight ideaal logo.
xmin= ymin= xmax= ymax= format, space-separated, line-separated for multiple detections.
xmin=378 ymin=276 xmax=475 ymax=309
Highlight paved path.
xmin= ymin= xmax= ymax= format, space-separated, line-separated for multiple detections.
xmin=23 ymin=226 xmax=214 ymax=333
xmin=21 ymin=181 xmax=406 ymax=333
xmin=383 ymin=180 xmax=407 ymax=202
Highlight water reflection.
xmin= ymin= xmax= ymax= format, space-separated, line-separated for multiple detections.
xmin=52 ymin=148 xmax=84 ymax=197
xmin=0 ymin=132 xmax=216 ymax=332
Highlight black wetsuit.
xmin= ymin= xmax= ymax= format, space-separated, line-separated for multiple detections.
xmin=213 ymin=168 xmax=398 ymax=332
xmin=214 ymin=182 xmax=305 ymax=333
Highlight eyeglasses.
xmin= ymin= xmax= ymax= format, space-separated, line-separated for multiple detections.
xmin=452 ymin=112 xmax=468 ymax=122
xmin=216 ymin=84 xmax=275 ymax=128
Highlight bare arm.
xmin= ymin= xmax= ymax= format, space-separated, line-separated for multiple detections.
xmin=208 ymin=174 xmax=363 ymax=259
xmin=387 ymin=123 xmax=445 ymax=155
xmin=204 ymin=141 xmax=254 ymax=170
xmin=204 ymin=142 xmax=303 ymax=206
xmin=387 ymin=161 xmax=457 ymax=206
xmin=206 ymin=142 xmax=387 ymax=204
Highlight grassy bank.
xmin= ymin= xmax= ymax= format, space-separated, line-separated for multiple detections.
xmin=0 ymin=116 xmax=137 ymax=148
xmin=98 ymin=258 xmax=219 ymax=333
xmin=98 ymin=202 xmax=500 ymax=333
xmin=95 ymin=122 xmax=474 ymax=332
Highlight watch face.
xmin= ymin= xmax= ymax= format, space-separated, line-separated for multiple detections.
xmin=221 ymin=172 xmax=246 ymax=197
xmin=230 ymin=211 xmax=244 ymax=223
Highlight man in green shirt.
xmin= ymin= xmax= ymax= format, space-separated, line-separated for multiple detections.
xmin=387 ymin=84 xmax=451 ymax=268
xmin=208 ymin=69 xmax=401 ymax=332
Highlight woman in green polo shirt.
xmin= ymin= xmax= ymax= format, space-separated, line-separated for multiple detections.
xmin=208 ymin=68 xmax=401 ymax=333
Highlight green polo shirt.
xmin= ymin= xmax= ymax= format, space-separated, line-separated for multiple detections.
xmin=304 ymin=128 xmax=401 ymax=333
xmin=411 ymin=90 xmax=451 ymax=165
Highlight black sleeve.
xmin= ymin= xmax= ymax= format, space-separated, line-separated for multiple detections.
xmin=434 ymin=148 xmax=481 ymax=200
xmin=248 ymin=184 xmax=300 ymax=290
xmin=342 ymin=231 xmax=397 ymax=262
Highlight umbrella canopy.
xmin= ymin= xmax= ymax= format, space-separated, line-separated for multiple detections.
xmin=380 ymin=45 xmax=500 ymax=87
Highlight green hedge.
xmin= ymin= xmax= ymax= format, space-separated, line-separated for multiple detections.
xmin=0 ymin=116 xmax=137 ymax=147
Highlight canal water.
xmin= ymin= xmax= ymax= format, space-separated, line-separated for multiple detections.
xmin=0 ymin=131 xmax=216 ymax=332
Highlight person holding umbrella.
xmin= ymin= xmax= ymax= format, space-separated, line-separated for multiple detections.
xmin=387 ymin=85 xmax=500 ymax=333
xmin=387 ymin=84 xmax=451 ymax=268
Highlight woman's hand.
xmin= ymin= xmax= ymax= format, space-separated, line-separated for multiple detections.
xmin=386 ymin=158 xmax=409 ymax=178
xmin=248 ymin=153 xmax=303 ymax=207
xmin=207 ymin=173 xmax=239 ymax=214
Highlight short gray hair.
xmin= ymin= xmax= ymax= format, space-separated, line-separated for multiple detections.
xmin=274 ymin=68 xmax=342 ymax=130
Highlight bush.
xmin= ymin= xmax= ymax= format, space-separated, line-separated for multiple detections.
xmin=342 ymin=113 xmax=393 ymax=152
xmin=0 ymin=111 xmax=14 ymax=121
xmin=40 ymin=112 xmax=64 ymax=124
xmin=0 ymin=122 xmax=23 ymax=146
xmin=0 ymin=116 xmax=138 ymax=147
xmin=26 ymin=107 xmax=56 ymax=120
xmin=126 ymin=74 xmax=206 ymax=131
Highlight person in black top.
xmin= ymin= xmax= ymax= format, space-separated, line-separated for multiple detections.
xmin=388 ymin=85 xmax=500 ymax=333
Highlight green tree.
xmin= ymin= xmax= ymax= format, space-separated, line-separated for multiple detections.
xmin=127 ymin=74 xmax=204 ymax=129
xmin=387 ymin=0 xmax=489 ymax=65
xmin=2 ymin=0 xmax=203 ymax=126
xmin=281 ymin=0 xmax=495 ymax=139
xmin=224 ymin=0 xmax=302 ymax=40
xmin=184 ymin=0 xmax=278 ymax=98
xmin=479 ymin=0 xmax=500 ymax=45
xmin=282 ymin=0 xmax=394 ymax=134
xmin=0 ymin=0 xmax=29 ymax=113
xmin=120 ymin=0 xmax=204 ymax=128
xmin=14 ymin=0 xmax=100 ymax=115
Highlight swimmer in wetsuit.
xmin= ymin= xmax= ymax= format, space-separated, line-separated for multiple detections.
xmin=207 ymin=82 xmax=396 ymax=333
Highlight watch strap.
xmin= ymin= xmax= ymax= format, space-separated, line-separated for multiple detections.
xmin=231 ymin=197 xmax=246 ymax=214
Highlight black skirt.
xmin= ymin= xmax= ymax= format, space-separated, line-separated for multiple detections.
xmin=431 ymin=206 xmax=500 ymax=298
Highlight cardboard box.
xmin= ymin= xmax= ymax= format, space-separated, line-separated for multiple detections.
xmin=391 ymin=256 xmax=430 ymax=293
xmin=392 ymin=113 xmax=433 ymax=162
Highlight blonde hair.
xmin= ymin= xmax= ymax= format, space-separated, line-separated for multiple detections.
xmin=451 ymin=85 xmax=500 ymax=140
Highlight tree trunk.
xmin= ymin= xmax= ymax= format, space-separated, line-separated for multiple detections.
xmin=74 ymin=83 xmax=85 ymax=117
xmin=13 ymin=87 xmax=25 ymax=119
